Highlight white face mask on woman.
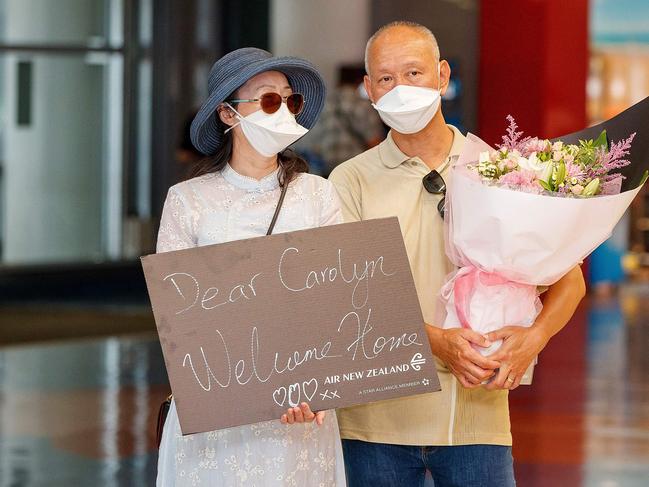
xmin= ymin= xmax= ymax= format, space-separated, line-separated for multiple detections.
xmin=224 ymin=102 xmax=308 ymax=157
xmin=371 ymin=64 xmax=442 ymax=134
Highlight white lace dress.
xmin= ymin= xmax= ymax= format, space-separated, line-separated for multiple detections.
xmin=155 ymin=164 xmax=347 ymax=486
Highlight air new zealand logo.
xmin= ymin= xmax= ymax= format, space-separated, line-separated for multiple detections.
xmin=410 ymin=352 xmax=426 ymax=371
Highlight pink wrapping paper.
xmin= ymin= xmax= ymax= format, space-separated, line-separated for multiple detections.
xmin=437 ymin=134 xmax=644 ymax=377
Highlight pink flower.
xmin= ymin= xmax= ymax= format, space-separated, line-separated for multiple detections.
xmin=498 ymin=116 xmax=531 ymax=152
xmin=570 ymin=185 xmax=584 ymax=196
xmin=504 ymin=158 xmax=518 ymax=170
xmin=499 ymin=169 xmax=541 ymax=193
xmin=498 ymin=156 xmax=518 ymax=172
xmin=523 ymin=138 xmax=549 ymax=154
xmin=565 ymin=160 xmax=584 ymax=179
xmin=594 ymin=133 xmax=636 ymax=177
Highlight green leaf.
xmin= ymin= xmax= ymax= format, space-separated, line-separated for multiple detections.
xmin=539 ymin=180 xmax=553 ymax=192
xmin=640 ymin=170 xmax=649 ymax=186
xmin=594 ymin=129 xmax=608 ymax=149
xmin=556 ymin=161 xmax=566 ymax=186
xmin=583 ymin=178 xmax=601 ymax=196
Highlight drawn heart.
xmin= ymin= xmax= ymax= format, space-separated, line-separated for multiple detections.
xmin=273 ymin=387 xmax=287 ymax=407
xmin=302 ymin=378 xmax=318 ymax=401
xmin=288 ymin=383 xmax=301 ymax=407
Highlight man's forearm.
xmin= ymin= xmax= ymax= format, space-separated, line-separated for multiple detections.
xmin=531 ymin=265 xmax=586 ymax=344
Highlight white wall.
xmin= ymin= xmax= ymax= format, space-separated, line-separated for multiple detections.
xmin=270 ymin=0 xmax=371 ymax=88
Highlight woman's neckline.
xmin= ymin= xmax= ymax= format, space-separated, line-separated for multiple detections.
xmin=222 ymin=163 xmax=280 ymax=192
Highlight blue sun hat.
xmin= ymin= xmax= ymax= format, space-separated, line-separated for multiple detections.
xmin=190 ymin=47 xmax=326 ymax=156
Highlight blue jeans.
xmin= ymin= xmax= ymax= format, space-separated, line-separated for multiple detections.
xmin=342 ymin=440 xmax=516 ymax=487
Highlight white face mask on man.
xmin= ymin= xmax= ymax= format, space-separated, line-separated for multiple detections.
xmin=224 ymin=102 xmax=308 ymax=157
xmin=371 ymin=64 xmax=442 ymax=134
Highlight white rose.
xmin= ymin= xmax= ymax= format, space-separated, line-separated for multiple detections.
xmin=479 ymin=151 xmax=491 ymax=163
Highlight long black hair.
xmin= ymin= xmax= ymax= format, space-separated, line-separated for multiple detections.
xmin=190 ymin=103 xmax=308 ymax=186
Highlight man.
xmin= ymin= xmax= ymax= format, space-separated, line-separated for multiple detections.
xmin=329 ymin=21 xmax=585 ymax=487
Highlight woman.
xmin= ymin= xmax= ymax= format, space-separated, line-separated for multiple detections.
xmin=156 ymin=48 xmax=346 ymax=486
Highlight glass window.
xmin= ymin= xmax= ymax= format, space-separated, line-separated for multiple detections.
xmin=0 ymin=0 xmax=119 ymax=47
xmin=0 ymin=52 xmax=123 ymax=264
xmin=0 ymin=0 xmax=152 ymax=265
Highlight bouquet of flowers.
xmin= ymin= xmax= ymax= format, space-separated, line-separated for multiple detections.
xmin=473 ymin=116 xmax=634 ymax=198
xmin=437 ymin=98 xmax=649 ymax=384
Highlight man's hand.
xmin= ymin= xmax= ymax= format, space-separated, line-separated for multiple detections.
xmin=485 ymin=265 xmax=586 ymax=391
xmin=484 ymin=326 xmax=549 ymax=390
xmin=426 ymin=325 xmax=501 ymax=388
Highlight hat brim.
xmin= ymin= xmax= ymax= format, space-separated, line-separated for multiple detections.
xmin=191 ymin=56 xmax=326 ymax=156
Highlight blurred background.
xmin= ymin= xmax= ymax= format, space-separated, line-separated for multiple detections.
xmin=0 ymin=0 xmax=648 ymax=485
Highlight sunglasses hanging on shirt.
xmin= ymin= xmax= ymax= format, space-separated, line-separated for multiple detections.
xmin=422 ymin=169 xmax=446 ymax=218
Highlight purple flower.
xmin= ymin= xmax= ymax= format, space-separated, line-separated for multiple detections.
xmin=596 ymin=133 xmax=636 ymax=176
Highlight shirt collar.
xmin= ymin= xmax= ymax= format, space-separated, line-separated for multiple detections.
xmin=378 ymin=125 xmax=466 ymax=170
xmin=222 ymin=163 xmax=280 ymax=192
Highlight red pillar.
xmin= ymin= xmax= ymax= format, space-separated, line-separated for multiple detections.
xmin=478 ymin=0 xmax=589 ymax=143
xmin=479 ymin=2 xmax=589 ymax=485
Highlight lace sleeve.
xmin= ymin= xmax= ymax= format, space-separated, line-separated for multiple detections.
xmin=319 ymin=179 xmax=344 ymax=227
xmin=156 ymin=186 xmax=197 ymax=253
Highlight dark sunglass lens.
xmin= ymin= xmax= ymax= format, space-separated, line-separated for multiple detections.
xmin=287 ymin=93 xmax=304 ymax=115
xmin=437 ymin=197 xmax=446 ymax=218
xmin=260 ymin=93 xmax=282 ymax=114
xmin=422 ymin=171 xmax=446 ymax=194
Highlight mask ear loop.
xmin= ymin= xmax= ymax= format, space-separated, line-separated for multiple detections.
xmin=222 ymin=102 xmax=243 ymax=134
xmin=437 ymin=62 xmax=442 ymax=93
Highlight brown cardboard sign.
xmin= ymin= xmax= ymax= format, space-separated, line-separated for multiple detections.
xmin=141 ymin=217 xmax=440 ymax=435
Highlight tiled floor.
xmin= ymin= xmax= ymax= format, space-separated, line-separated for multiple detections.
xmin=510 ymin=286 xmax=649 ymax=487
xmin=0 ymin=335 xmax=169 ymax=486
xmin=1 ymin=286 xmax=648 ymax=486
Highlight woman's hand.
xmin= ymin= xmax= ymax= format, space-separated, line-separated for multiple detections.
xmin=280 ymin=402 xmax=326 ymax=426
